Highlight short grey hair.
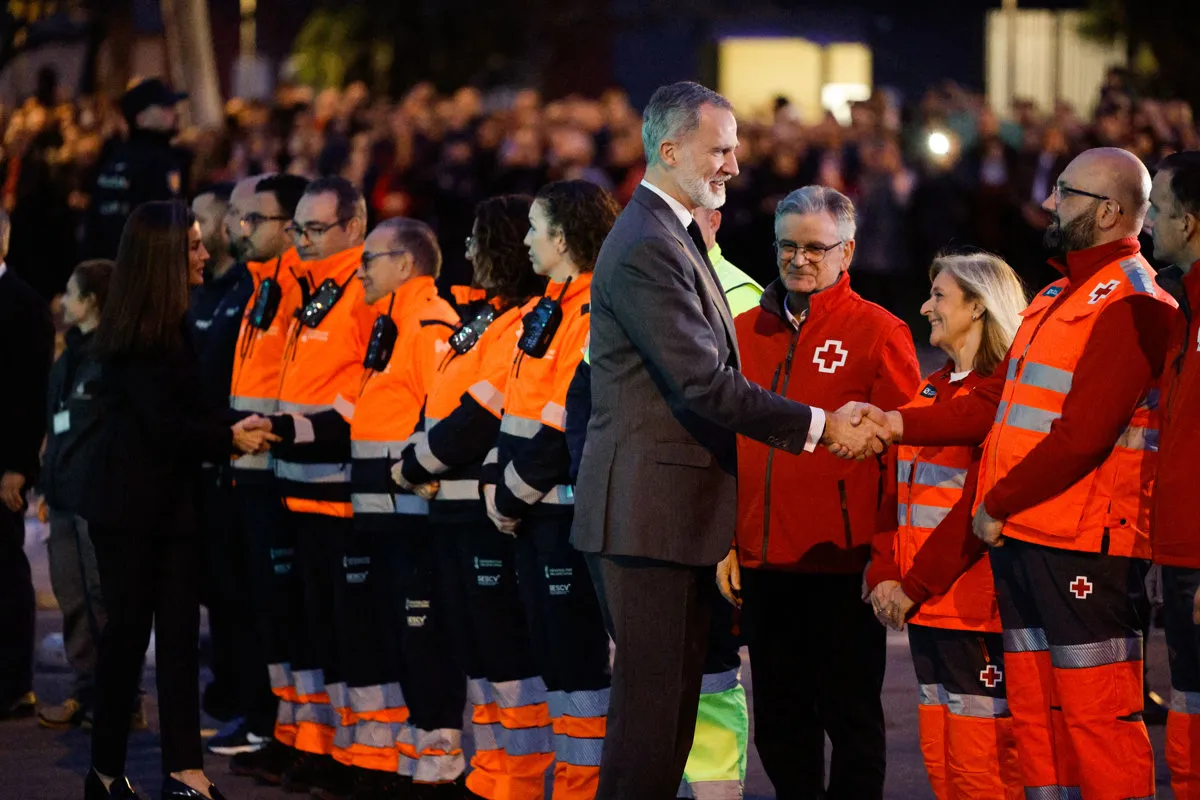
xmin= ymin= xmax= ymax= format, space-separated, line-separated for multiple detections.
xmin=775 ymin=186 xmax=857 ymax=240
xmin=642 ymin=82 xmax=734 ymax=168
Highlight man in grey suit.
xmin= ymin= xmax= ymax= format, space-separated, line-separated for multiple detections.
xmin=572 ymin=81 xmax=887 ymax=799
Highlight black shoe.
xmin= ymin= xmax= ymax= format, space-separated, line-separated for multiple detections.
xmin=39 ymin=697 xmax=87 ymax=729
xmin=411 ymin=777 xmax=465 ymax=800
xmin=85 ymin=768 xmax=143 ymax=800
xmin=0 ymin=690 xmax=36 ymax=720
xmin=308 ymin=760 xmax=358 ymax=800
xmin=208 ymin=719 xmax=270 ymax=756
xmin=281 ymin=753 xmax=338 ymax=794
xmin=161 ymin=776 xmax=228 ymax=800
xmin=231 ymin=739 xmax=297 ymax=784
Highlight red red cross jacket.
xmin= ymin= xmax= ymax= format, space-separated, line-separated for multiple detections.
xmin=734 ymin=274 xmax=921 ymax=573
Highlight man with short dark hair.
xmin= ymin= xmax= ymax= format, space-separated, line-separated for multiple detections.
xmin=1146 ymin=150 xmax=1200 ymax=798
xmin=290 ymin=176 xmax=368 ymax=263
xmin=0 ymin=207 xmax=55 ymax=719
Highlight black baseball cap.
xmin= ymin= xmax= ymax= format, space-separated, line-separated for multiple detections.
xmin=121 ymin=78 xmax=187 ymax=121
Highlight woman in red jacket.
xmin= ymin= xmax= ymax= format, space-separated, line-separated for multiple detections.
xmin=866 ymin=251 xmax=1026 ymax=800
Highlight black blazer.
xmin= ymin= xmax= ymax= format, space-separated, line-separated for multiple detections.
xmin=571 ymin=185 xmax=814 ymax=566
xmin=0 ymin=268 xmax=54 ymax=484
xmin=80 ymin=330 xmax=233 ymax=535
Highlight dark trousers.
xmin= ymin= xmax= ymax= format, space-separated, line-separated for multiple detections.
xmin=586 ymin=553 xmax=714 ymax=800
xmin=1163 ymin=566 xmax=1200 ymax=796
xmin=740 ymin=569 xmax=887 ymax=800
xmin=47 ymin=509 xmax=107 ymax=707
xmin=199 ymin=471 xmax=239 ymax=717
xmin=90 ymin=526 xmax=202 ymax=775
xmin=0 ymin=503 xmax=34 ymax=704
xmin=232 ymin=484 xmax=286 ymax=735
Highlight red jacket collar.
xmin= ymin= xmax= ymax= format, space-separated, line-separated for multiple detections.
xmin=1047 ymin=237 xmax=1140 ymax=285
xmin=763 ymin=271 xmax=853 ymax=322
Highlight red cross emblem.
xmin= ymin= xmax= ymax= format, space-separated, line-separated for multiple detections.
xmin=1070 ymin=575 xmax=1093 ymax=599
xmin=1088 ymin=280 xmax=1120 ymax=305
xmin=980 ymin=664 xmax=1003 ymax=688
xmin=813 ymin=339 xmax=848 ymax=374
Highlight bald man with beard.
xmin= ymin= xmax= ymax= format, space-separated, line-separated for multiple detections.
xmin=852 ymin=148 xmax=1179 ymax=799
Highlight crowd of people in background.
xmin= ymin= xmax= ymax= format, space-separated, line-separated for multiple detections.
xmin=3 ymin=66 xmax=1199 ymax=324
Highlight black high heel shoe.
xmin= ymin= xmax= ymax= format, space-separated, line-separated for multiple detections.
xmin=161 ymin=776 xmax=227 ymax=800
xmin=84 ymin=768 xmax=141 ymax=799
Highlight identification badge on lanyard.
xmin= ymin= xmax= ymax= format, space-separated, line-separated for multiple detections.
xmin=53 ymin=410 xmax=71 ymax=434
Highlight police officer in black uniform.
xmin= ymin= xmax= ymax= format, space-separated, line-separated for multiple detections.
xmin=84 ymin=79 xmax=191 ymax=259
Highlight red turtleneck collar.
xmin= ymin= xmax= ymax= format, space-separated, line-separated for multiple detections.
xmin=1048 ymin=236 xmax=1140 ymax=285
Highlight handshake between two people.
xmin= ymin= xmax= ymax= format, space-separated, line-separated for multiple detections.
xmin=230 ymin=415 xmax=282 ymax=457
xmin=821 ymin=402 xmax=903 ymax=460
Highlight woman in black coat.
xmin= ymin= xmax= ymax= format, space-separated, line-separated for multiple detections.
xmin=80 ymin=202 xmax=276 ymax=800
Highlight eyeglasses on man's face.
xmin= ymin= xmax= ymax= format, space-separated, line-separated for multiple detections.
xmin=360 ymin=249 xmax=409 ymax=268
xmin=286 ymin=218 xmax=351 ymax=240
xmin=1053 ymin=182 xmax=1124 ymax=215
xmin=774 ymin=239 xmax=845 ymax=264
xmin=240 ymin=213 xmax=290 ymax=231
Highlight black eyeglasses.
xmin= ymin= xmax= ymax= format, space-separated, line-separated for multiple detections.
xmin=774 ymin=240 xmax=845 ymax=263
xmin=286 ymin=218 xmax=352 ymax=240
xmin=1054 ymin=183 xmax=1124 ymax=215
xmin=361 ymin=249 xmax=409 ymax=267
xmin=240 ymin=213 xmax=290 ymax=230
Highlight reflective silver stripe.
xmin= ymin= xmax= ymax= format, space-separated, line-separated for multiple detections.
xmin=333 ymin=721 xmax=354 ymax=749
xmin=437 ymin=479 xmax=480 ymax=501
xmin=1003 ymin=404 xmax=1060 ymax=434
xmin=500 ymin=724 xmax=553 ymax=756
xmin=397 ymin=745 xmax=416 ymax=777
xmin=425 ymin=416 xmax=443 ymax=428
xmin=349 ymin=683 xmax=406 ymax=714
xmin=1170 ymin=689 xmax=1200 ymax=714
xmin=268 ymin=663 xmax=292 ymax=690
xmin=1007 ymin=359 xmax=1019 ymax=381
xmin=994 ymin=400 xmax=1008 ymax=423
xmin=352 ymin=493 xmax=394 ymax=514
xmin=1019 ymin=362 xmax=1074 ymax=394
xmin=469 ymin=380 xmax=504 ymax=416
xmin=473 ymin=721 xmax=501 ymax=752
xmin=553 ymin=732 xmax=604 ymax=767
xmin=327 ymin=681 xmax=349 ymax=711
xmin=484 ymin=447 xmax=499 ymax=466
xmin=504 ymin=462 xmax=545 ymax=505
xmin=918 ymin=683 xmax=944 ymax=706
xmin=547 ymin=688 xmax=611 ymax=720
xmin=276 ymin=699 xmax=296 ymax=726
xmin=1121 ymin=257 xmax=1155 ymax=294
xmin=906 ymin=504 xmax=951 ymax=530
xmin=1004 ymin=627 xmax=1049 ymax=653
xmin=414 ymin=435 xmax=448 ymax=475
xmin=295 ymin=702 xmax=338 ymax=728
xmin=682 ymin=780 xmax=743 ymax=800
xmin=394 ymin=494 xmax=430 ymax=515
xmin=234 ymin=451 xmax=272 ymax=471
xmin=351 ymin=440 xmax=409 ymax=459
xmin=467 ymin=678 xmax=493 ymax=706
xmin=700 ymin=668 xmax=740 ymax=695
xmin=897 ymin=503 xmax=907 ymax=527
xmin=500 ymin=415 xmax=541 ymax=439
xmin=231 ymin=395 xmax=278 ymax=414
xmin=352 ymin=719 xmax=399 ymax=748
xmin=1050 ymin=636 xmax=1142 ymax=669
xmin=278 ymin=400 xmax=332 ymax=415
xmin=492 ymin=676 xmax=548 ymax=708
xmin=897 ymin=459 xmax=913 ymax=483
xmin=1115 ymin=425 xmax=1159 ymax=452
xmin=542 ymin=401 xmax=567 ymax=430
xmin=414 ymin=751 xmax=466 ymax=783
xmin=1024 ymin=788 xmax=1064 ymax=800
xmin=912 ymin=462 xmax=967 ymax=489
xmin=1140 ymin=388 xmax=1160 ymax=411
xmin=276 ymin=460 xmax=351 ymax=484
xmin=294 ymin=669 xmax=325 ymax=698
xmin=946 ymin=691 xmax=1009 ymax=719
xmin=1061 ymin=789 xmax=1084 ymax=800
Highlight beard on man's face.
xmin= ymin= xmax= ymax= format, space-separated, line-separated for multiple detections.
xmin=1043 ymin=203 xmax=1099 ymax=256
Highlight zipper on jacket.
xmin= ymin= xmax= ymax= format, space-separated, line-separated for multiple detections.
xmin=761 ymin=324 xmax=802 ymax=564
xmin=838 ymin=480 xmax=853 ymax=548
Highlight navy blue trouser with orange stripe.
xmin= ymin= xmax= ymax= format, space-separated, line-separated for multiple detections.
xmin=990 ymin=538 xmax=1154 ymax=800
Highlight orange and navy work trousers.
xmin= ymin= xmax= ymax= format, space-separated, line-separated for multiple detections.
xmin=514 ymin=512 xmax=611 ymax=800
xmin=990 ymin=538 xmax=1155 ymax=800
xmin=1163 ymin=565 xmax=1200 ymax=799
xmin=908 ymin=623 xmax=1021 ymax=799
xmin=433 ymin=514 xmax=549 ymax=800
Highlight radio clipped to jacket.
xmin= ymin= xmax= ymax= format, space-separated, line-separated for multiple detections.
xmin=449 ymin=305 xmax=497 ymax=354
xmin=518 ymin=278 xmax=572 ymax=358
xmin=363 ymin=295 xmax=398 ymax=371
xmin=248 ymin=257 xmax=284 ymax=330
xmin=297 ymin=275 xmax=352 ymax=329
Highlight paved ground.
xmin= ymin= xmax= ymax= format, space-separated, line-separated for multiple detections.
xmin=4 ymin=518 xmax=1176 ymax=799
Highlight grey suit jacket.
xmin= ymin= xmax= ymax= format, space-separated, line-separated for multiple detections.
xmin=571 ymin=185 xmax=815 ymax=566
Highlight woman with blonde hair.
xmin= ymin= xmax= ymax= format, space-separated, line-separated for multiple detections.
xmin=865 ymin=251 xmax=1027 ymax=799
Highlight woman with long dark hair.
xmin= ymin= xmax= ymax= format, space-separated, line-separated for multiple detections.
xmin=80 ymin=201 xmax=275 ymax=800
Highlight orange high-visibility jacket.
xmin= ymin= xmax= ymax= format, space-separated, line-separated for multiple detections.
xmin=228 ymin=248 xmax=304 ymax=482
xmin=488 ymin=274 xmax=591 ymax=519
xmin=975 ymin=254 xmax=1176 ymax=557
xmin=273 ymin=245 xmax=373 ymax=518
xmin=894 ymin=370 xmax=1000 ymax=632
xmin=349 ymin=275 xmax=458 ymax=529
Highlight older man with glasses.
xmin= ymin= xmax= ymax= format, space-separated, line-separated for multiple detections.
xmin=721 ymin=185 xmax=921 ymax=800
